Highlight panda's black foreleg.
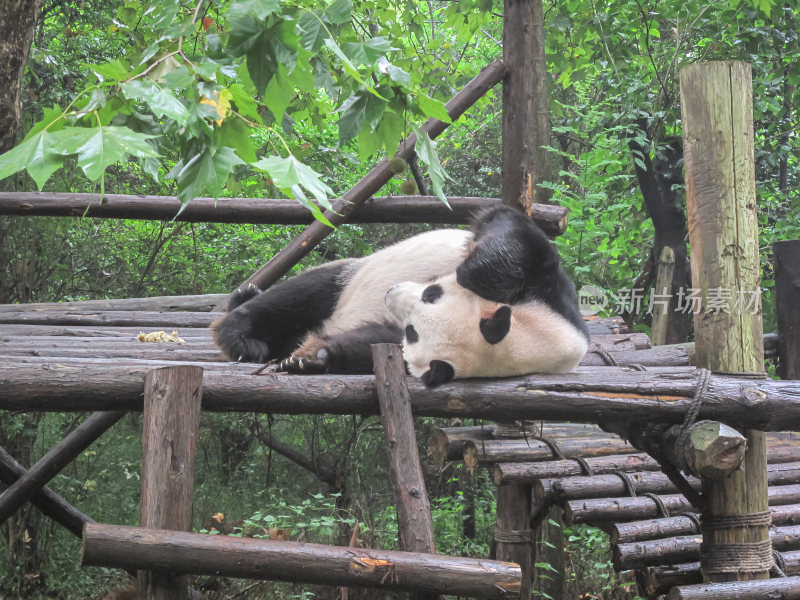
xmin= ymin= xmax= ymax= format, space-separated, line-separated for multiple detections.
xmin=211 ymin=260 xmax=355 ymax=363
xmin=280 ymin=320 xmax=403 ymax=374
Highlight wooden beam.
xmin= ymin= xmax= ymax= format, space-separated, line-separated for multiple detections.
xmin=81 ymin=523 xmax=522 ymax=598
xmin=3 ymin=362 xmax=800 ymax=430
xmin=0 ymin=193 xmax=568 ymax=236
xmin=668 ymin=577 xmax=800 ymax=600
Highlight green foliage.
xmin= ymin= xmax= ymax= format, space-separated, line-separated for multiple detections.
xmin=564 ymin=524 xmax=642 ymax=599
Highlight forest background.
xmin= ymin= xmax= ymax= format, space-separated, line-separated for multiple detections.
xmin=0 ymin=0 xmax=798 ymax=598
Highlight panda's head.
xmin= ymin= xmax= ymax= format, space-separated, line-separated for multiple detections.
xmin=385 ymin=273 xmax=589 ymax=387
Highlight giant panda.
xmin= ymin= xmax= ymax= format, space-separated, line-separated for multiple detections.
xmin=211 ymin=205 xmax=589 ymax=385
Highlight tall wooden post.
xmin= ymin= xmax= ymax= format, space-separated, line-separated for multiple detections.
xmin=502 ymin=0 xmax=552 ymax=210
xmin=774 ymin=240 xmax=800 ymax=380
xmin=680 ymin=61 xmax=769 ymax=582
xmin=139 ymin=365 xmax=204 ymax=600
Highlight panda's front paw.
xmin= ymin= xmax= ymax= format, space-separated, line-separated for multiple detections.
xmin=279 ymin=348 xmax=331 ymax=374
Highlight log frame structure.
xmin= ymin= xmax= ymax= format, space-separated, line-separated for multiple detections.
xmin=0 ymin=3 xmax=794 ymax=597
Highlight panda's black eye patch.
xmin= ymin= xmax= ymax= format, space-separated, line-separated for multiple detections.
xmin=405 ymin=324 xmax=419 ymax=344
xmin=422 ymin=284 xmax=443 ymax=303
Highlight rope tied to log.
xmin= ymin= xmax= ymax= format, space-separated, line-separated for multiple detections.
xmin=493 ymin=528 xmax=533 ymax=543
xmin=611 ymin=470 xmax=638 ymax=497
xmin=531 ymin=436 xmax=566 ymax=460
xmin=592 ymin=348 xmax=618 ymax=366
xmin=573 ymin=456 xmax=595 ymax=476
xmin=700 ymin=539 xmax=773 ymax=574
xmin=701 ymin=510 xmax=771 ymax=530
xmin=773 ymin=549 xmax=788 ymax=577
xmin=641 ymin=492 xmax=670 ymax=518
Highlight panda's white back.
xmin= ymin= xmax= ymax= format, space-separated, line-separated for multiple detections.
xmin=322 ymin=228 xmax=471 ymax=335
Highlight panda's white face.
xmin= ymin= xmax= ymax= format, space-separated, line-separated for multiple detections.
xmin=385 ymin=273 xmax=590 ymax=387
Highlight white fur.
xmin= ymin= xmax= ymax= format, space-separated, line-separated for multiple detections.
xmin=321 ymin=229 xmax=471 ymax=335
xmin=385 ymin=274 xmax=589 ymax=380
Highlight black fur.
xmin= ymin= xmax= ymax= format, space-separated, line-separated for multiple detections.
xmin=479 ymin=305 xmax=511 ymax=344
xmin=280 ymin=320 xmax=403 ymax=374
xmin=457 ymin=205 xmax=590 ymax=341
xmin=421 ymin=360 xmax=455 ymax=387
xmin=405 ymin=324 xmax=419 ymax=344
xmin=421 ymin=284 xmax=443 ymax=304
xmin=212 ymin=260 xmax=355 ymax=362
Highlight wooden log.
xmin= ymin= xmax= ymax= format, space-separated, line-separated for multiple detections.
xmin=589 ymin=332 xmax=652 ymax=351
xmin=682 ymin=60 xmax=768 ymax=582
xmin=139 ymin=365 xmax=203 ymax=600
xmin=564 ymin=485 xmax=800 ymax=526
xmin=584 ymin=316 xmax=629 ymax=335
xmin=0 ymin=445 xmax=93 ymax=537
xmin=0 ymin=343 xmax=226 ymax=362
xmin=495 ymin=453 xmax=659 ymax=485
xmin=537 ymin=462 xmax=800 ymax=503
xmin=0 ymin=193 xmax=570 ymax=237
xmin=639 ymin=551 xmax=800 ymax=597
xmin=431 ymin=423 xmax=605 ymax=465
xmin=670 ymin=577 xmax=800 ymax=600
xmin=614 ymin=525 xmax=800 ymax=570
xmin=651 ymin=246 xmax=677 ymax=346
xmin=614 ymin=504 xmax=800 ymax=544
xmin=775 ymin=240 xmax=800 ymax=380
xmin=372 ymin=344 xmax=436 ymax=558
xmin=0 ymin=410 xmax=125 ymax=523
xmin=229 ymin=60 xmax=509 ymax=308
xmin=465 ymin=437 xmax=636 ymax=470
xmin=4 ymin=363 xmax=800 ymax=430
xmin=613 ymin=514 xmax=701 ymax=545
xmin=579 ymin=345 xmax=689 ymax=367
xmin=0 ymin=324 xmax=213 ymax=337
xmin=0 ymin=310 xmax=216 ymax=328
xmin=0 ymin=294 xmax=226 ymax=314
xmin=669 ymin=577 xmax=800 ymax=600
xmin=495 ymin=440 xmax=800 ymax=485
xmin=81 ymin=523 xmax=522 ymax=598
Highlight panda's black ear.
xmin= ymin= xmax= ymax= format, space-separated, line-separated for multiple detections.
xmin=421 ymin=360 xmax=455 ymax=387
xmin=480 ymin=305 xmax=511 ymax=344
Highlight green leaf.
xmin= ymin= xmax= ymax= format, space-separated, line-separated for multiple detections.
xmin=324 ymin=0 xmax=352 ymax=24
xmin=120 ymin=79 xmax=189 ymax=124
xmin=342 ymin=37 xmax=394 ymax=66
xmin=22 ymin=105 xmax=65 ymax=142
xmin=324 ymin=39 xmax=385 ymax=100
xmin=386 ymin=63 xmax=411 ymax=87
xmin=49 ymin=126 xmax=159 ymax=181
xmin=144 ymin=0 xmax=180 ymax=30
xmin=253 ymin=155 xmax=335 ymax=225
xmin=264 ymin=64 xmax=294 ymax=124
xmin=417 ymin=94 xmax=451 ymax=124
xmin=0 ymin=130 xmax=64 ymax=189
xmin=337 ymin=94 xmax=367 ymax=143
xmin=170 ymin=146 xmax=245 ymax=206
xmin=229 ymin=83 xmax=262 ymax=123
xmin=217 ymin=118 xmax=257 ymax=163
xmin=230 ymin=0 xmax=279 ymax=20
xmin=87 ymin=59 xmax=131 ymax=81
xmin=414 ymin=128 xmax=450 ymax=205
xmin=298 ymin=11 xmax=329 ymax=52
xmin=377 ymin=110 xmax=404 ymax=155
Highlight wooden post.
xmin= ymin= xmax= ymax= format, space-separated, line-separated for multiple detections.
xmin=371 ymin=344 xmax=436 ymax=556
xmin=651 ymin=246 xmax=676 ymax=346
xmin=502 ymin=0 xmax=552 ymax=209
xmin=681 ymin=61 xmax=769 ymax=582
xmin=774 ymin=240 xmax=800 ymax=380
xmin=138 ymin=365 xmax=203 ymax=600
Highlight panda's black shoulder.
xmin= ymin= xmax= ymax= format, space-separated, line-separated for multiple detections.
xmin=458 ymin=205 xmax=589 ymax=340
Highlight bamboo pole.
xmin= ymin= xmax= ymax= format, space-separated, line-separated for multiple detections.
xmin=81 ymin=524 xmax=522 ymax=598
xmin=681 ymin=60 xmax=768 ymax=582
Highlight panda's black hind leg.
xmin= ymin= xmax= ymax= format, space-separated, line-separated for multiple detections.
xmin=279 ymin=320 xmax=403 ymax=374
